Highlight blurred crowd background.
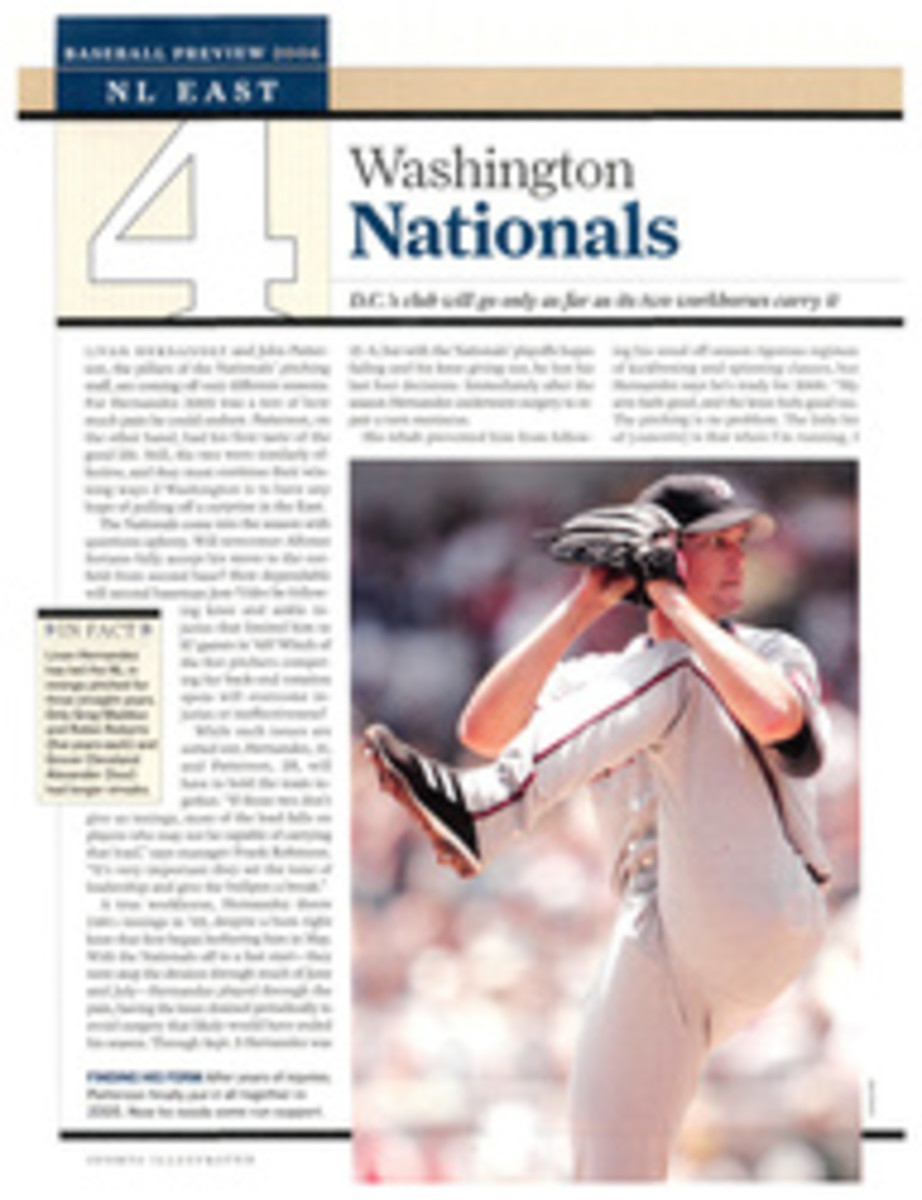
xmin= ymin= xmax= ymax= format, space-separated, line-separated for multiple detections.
xmin=350 ymin=459 xmax=860 ymax=1183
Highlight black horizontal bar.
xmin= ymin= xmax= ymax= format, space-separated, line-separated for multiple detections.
xmin=38 ymin=609 xmax=161 ymax=620
xmin=20 ymin=109 xmax=903 ymax=122
xmin=60 ymin=1128 xmax=352 ymax=1141
xmin=57 ymin=316 xmax=904 ymax=330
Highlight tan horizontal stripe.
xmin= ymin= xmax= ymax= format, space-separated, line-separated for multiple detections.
xmin=330 ymin=66 xmax=901 ymax=112
xmin=18 ymin=68 xmax=54 ymax=113
xmin=18 ymin=65 xmax=902 ymax=116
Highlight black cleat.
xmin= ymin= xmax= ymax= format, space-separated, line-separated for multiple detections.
xmin=363 ymin=724 xmax=481 ymax=878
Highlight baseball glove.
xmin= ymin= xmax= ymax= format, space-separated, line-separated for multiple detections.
xmin=538 ymin=501 xmax=684 ymax=600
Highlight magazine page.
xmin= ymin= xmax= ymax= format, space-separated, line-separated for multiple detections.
xmin=2 ymin=0 xmax=919 ymax=1194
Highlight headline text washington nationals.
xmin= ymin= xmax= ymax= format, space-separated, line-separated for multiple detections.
xmin=347 ymin=144 xmax=680 ymax=260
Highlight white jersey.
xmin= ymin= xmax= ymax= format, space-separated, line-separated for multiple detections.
xmin=465 ymin=619 xmax=830 ymax=1009
xmin=538 ymin=623 xmax=831 ymax=898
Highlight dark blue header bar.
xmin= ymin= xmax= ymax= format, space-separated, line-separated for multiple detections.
xmin=56 ymin=16 xmax=328 ymax=114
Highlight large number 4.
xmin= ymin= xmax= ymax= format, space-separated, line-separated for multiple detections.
xmin=90 ymin=122 xmax=295 ymax=318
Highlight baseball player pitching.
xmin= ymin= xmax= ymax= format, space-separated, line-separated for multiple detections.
xmin=364 ymin=472 xmax=832 ymax=1181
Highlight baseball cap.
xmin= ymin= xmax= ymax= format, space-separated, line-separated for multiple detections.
xmin=634 ymin=473 xmax=776 ymax=540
